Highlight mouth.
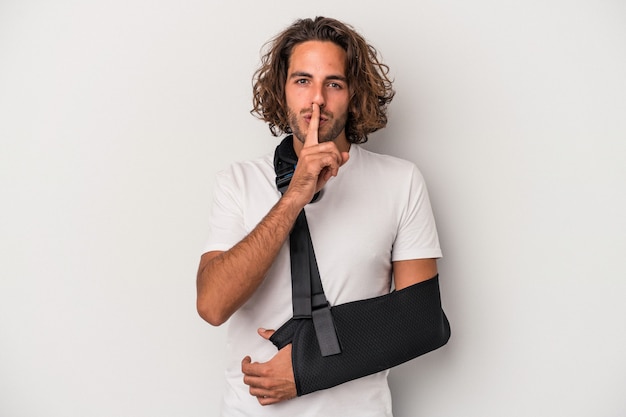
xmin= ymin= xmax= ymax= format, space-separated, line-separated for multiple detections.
xmin=304 ymin=113 xmax=329 ymax=125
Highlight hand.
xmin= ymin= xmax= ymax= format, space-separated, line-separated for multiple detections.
xmin=285 ymin=103 xmax=350 ymax=207
xmin=241 ymin=328 xmax=297 ymax=405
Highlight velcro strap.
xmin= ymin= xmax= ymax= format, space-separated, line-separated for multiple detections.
xmin=273 ymin=137 xmax=341 ymax=357
xmin=289 ymin=209 xmax=341 ymax=356
xmin=312 ymin=305 xmax=342 ymax=356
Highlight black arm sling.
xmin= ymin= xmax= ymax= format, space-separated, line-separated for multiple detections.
xmin=270 ymin=136 xmax=451 ymax=396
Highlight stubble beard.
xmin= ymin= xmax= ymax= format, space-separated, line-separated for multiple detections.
xmin=288 ymin=107 xmax=348 ymax=144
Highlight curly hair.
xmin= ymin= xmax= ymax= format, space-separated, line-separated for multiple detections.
xmin=251 ymin=16 xmax=395 ymax=144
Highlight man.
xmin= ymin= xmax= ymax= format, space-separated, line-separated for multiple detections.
xmin=197 ymin=16 xmax=447 ymax=416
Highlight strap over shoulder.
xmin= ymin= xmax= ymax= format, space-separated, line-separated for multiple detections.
xmin=273 ymin=136 xmax=341 ymax=357
xmin=270 ymin=137 xmax=451 ymax=395
xmin=274 ymin=135 xmax=297 ymax=195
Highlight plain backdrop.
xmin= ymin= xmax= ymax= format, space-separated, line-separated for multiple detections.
xmin=1 ymin=1 xmax=625 ymax=416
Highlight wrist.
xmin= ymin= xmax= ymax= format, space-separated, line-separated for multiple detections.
xmin=279 ymin=189 xmax=309 ymax=214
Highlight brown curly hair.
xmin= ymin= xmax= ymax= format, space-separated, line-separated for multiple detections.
xmin=251 ymin=16 xmax=395 ymax=144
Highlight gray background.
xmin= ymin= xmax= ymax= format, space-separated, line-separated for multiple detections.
xmin=1 ymin=1 xmax=625 ymax=416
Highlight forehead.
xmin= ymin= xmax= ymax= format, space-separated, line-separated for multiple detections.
xmin=288 ymin=40 xmax=347 ymax=75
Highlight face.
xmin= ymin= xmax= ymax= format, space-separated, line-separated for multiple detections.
xmin=285 ymin=40 xmax=350 ymax=145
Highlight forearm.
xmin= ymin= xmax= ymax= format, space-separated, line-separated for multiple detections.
xmin=196 ymin=194 xmax=302 ymax=326
xmin=270 ymin=275 xmax=450 ymax=396
xmin=198 ymin=119 xmax=348 ymax=326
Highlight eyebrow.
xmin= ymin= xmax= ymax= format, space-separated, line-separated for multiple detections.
xmin=289 ymin=71 xmax=348 ymax=82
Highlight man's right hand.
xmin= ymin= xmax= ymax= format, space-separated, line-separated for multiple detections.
xmin=197 ymin=104 xmax=349 ymax=326
xmin=284 ymin=103 xmax=350 ymax=208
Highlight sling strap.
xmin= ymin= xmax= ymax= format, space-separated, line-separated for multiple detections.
xmin=271 ymin=136 xmax=451 ymax=396
xmin=274 ymin=136 xmax=341 ymax=357
xmin=273 ymin=275 xmax=451 ymax=396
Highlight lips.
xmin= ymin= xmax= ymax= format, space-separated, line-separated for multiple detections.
xmin=303 ymin=113 xmax=329 ymax=124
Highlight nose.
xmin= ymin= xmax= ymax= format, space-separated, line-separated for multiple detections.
xmin=311 ymin=84 xmax=326 ymax=109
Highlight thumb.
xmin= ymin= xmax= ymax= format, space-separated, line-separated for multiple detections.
xmin=241 ymin=356 xmax=252 ymax=367
xmin=257 ymin=327 xmax=276 ymax=340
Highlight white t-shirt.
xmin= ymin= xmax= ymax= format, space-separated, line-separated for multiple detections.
xmin=203 ymin=143 xmax=442 ymax=417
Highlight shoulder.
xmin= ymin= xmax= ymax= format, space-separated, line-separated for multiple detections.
xmin=215 ymin=152 xmax=274 ymax=183
xmin=349 ymin=145 xmax=424 ymax=181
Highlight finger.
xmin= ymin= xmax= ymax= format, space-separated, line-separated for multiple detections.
xmin=245 ymin=378 xmax=278 ymax=405
xmin=320 ymin=166 xmax=332 ymax=182
xmin=258 ymin=394 xmax=280 ymax=406
xmin=243 ymin=373 xmax=265 ymax=389
xmin=246 ymin=378 xmax=272 ymax=393
xmin=321 ymin=151 xmax=344 ymax=179
xmin=257 ymin=328 xmax=275 ymax=340
xmin=248 ymin=384 xmax=291 ymax=406
xmin=304 ymin=103 xmax=320 ymax=148
xmin=241 ymin=356 xmax=261 ymax=377
xmin=340 ymin=151 xmax=350 ymax=166
xmin=327 ymin=151 xmax=350 ymax=178
xmin=304 ymin=147 xmax=343 ymax=171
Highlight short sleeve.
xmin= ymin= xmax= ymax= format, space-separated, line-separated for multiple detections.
xmin=201 ymin=168 xmax=247 ymax=253
xmin=391 ymin=165 xmax=442 ymax=261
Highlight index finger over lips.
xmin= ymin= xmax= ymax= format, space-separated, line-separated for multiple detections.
xmin=304 ymin=103 xmax=320 ymax=147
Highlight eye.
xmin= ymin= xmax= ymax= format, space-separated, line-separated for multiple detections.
xmin=328 ymin=81 xmax=344 ymax=89
xmin=295 ymin=78 xmax=309 ymax=85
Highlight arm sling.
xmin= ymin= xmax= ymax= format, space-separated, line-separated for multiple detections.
xmin=270 ymin=136 xmax=451 ymax=396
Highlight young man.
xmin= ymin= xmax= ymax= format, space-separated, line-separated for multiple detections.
xmin=197 ymin=16 xmax=447 ymax=417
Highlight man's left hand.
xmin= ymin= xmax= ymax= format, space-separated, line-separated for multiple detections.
xmin=241 ymin=328 xmax=297 ymax=405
